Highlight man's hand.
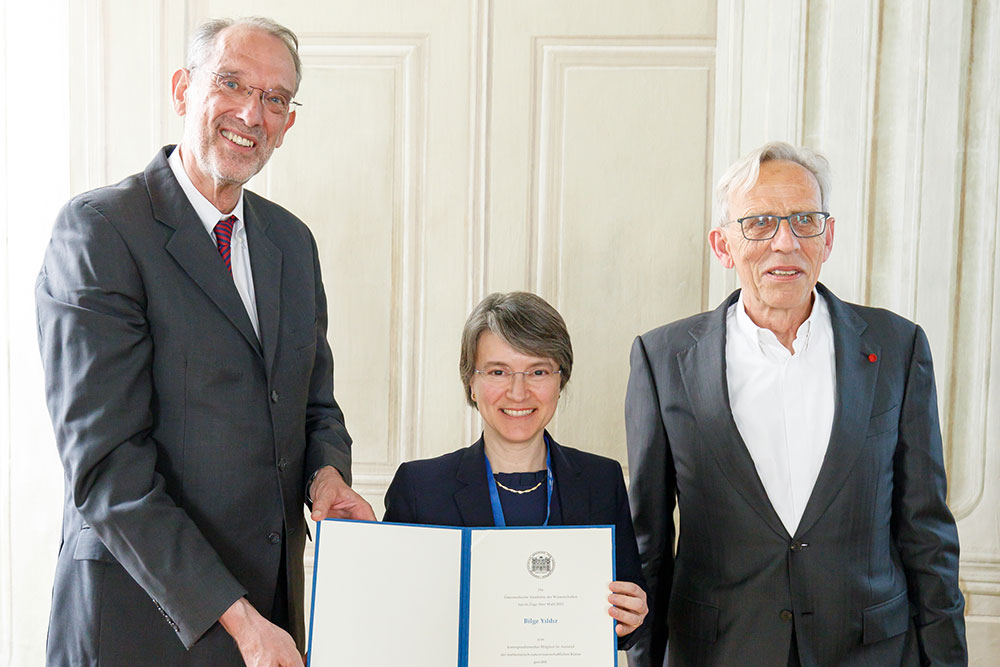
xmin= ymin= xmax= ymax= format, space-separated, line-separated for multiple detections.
xmin=219 ymin=597 xmax=304 ymax=666
xmin=309 ymin=466 xmax=376 ymax=521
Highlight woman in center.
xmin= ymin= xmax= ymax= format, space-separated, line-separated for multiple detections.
xmin=383 ymin=291 xmax=648 ymax=646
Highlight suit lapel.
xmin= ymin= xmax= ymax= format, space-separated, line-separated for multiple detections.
xmin=454 ymin=438 xmax=495 ymax=527
xmin=679 ymin=291 xmax=789 ymax=540
xmin=548 ymin=435 xmax=589 ymax=525
xmin=795 ymin=284 xmax=880 ymax=536
xmin=146 ymin=148 xmax=262 ymax=357
xmin=244 ymin=194 xmax=283 ymax=377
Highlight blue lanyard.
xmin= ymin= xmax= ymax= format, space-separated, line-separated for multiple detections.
xmin=484 ymin=441 xmax=554 ymax=527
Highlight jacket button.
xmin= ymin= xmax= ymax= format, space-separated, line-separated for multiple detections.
xmin=268 ymin=532 xmax=281 ymax=544
xmin=277 ymin=458 xmax=288 ymax=471
xmin=789 ymin=540 xmax=807 ymax=552
xmin=780 ymin=609 xmax=793 ymax=622
xmin=270 ymin=390 xmax=279 ymax=403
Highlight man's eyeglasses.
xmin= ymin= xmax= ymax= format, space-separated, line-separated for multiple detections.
xmin=207 ymin=71 xmax=301 ymax=116
xmin=725 ymin=212 xmax=830 ymax=241
xmin=473 ymin=368 xmax=562 ymax=386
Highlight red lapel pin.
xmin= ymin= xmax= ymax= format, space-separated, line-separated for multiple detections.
xmin=867 ymin=353 xmax=878 ymax=363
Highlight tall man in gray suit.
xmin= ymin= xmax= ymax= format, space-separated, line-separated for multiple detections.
xmin=625 ymin=142 xmax=966 ymax=666
xmin=36 ymin=17 xmax=375 ymax=666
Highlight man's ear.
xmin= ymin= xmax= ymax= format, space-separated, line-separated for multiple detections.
xmin=274 ymin=109 xmax=296 ymax=149
xmin=171 ymin=68 xmax=190 ymax=116
xmin=709 ymin=227 xmax=736 ymax=269
xmin=821 ymin=216 xmax=836 ymax=262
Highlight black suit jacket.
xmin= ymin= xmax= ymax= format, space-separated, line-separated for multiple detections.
xmin=383 ymin=434 xmax=648 ymax=649
xmin=36 ymin=147 xmax=353 ymax=665
xmin=624 ymin=284 xmax=966 ymax=666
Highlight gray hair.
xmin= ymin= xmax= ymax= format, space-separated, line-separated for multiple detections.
xmin=459 ymin=292 xmax=573 ymax=406
xmin=186 ymin=17 xmax=302 ymax=94
xmin=714 ymin=141 xmax=831 ymax=227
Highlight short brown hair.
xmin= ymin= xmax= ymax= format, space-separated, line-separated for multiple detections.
xmin=459 ymin=292 xmax=573 ymax=406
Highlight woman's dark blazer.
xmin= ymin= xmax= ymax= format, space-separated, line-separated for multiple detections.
xmin=383 ymin=433 xmax=647 ymax=649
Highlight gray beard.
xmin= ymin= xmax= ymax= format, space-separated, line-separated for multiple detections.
xmin=192 ymin=129 xmax=270 ymax=187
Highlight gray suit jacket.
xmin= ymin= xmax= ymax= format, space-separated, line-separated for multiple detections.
xmin=625 ymin=284 xmax=966 ymax=666
xmin=36 ymin=146 xmax=353 ymax=665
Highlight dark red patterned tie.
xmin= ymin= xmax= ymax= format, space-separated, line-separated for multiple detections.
xmin=214 ymin=215 xmax=237 ymax=274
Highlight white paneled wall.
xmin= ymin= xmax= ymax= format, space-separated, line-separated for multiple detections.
xmin=2 ymin=1 xmax=997 ymax=664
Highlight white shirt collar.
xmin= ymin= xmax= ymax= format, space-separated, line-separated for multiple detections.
xmin=733 ymin=288 xmax=830 ymax=358
xmin=167 ymin=145 xmax=245 ymax=236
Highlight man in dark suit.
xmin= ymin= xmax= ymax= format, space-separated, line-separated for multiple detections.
xmin=36 ymin=17 xmax=374 ymax=666
xmin=625 ymin=142 xmax=966 ymax=666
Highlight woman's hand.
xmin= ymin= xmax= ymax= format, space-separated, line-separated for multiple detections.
xmin=607 ymin=580 xmax=648 ymax=637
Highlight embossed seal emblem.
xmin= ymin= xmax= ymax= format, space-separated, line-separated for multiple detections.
xmin=527 ymin=551 xmax=555 ymax=578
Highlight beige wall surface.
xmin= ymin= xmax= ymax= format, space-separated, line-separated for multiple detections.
xmin=2 ymin=1 xmax=998 ymax=665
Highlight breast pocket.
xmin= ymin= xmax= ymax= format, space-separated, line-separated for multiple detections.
xmin=284 ymin=319 xmax=317 ymax=362
xmin=866 ymin=404 xmax=900 ymax=438
xmin=293 ymin=335 xmax=316 ymax=354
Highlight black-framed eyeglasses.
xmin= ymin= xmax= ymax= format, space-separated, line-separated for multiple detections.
xmin=206 ymin=71 xmax=302 ymax=116
xmin=725 ymin=212 xmax=830 ymax=241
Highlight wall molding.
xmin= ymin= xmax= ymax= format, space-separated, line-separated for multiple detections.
xmin=289 ymin=36 xmax=430 ymax=476
xmin=69 ymin=0 xmax=108 ymax=192
xmin=529 ymin=37 xmax=715 ymax=306
xmin=466 ymin=0 xmax=491 ymax=446
xmin=945 ymin=0 xmax=1000 ymax=520
xmin=962 ymin=554 xmax=1000 ymax=597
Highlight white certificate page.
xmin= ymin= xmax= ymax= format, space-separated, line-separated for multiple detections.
xmin=466 ymin=526 xmax=615 ymax=666
xmin=307 ymin=520 xmax=463 ymax=667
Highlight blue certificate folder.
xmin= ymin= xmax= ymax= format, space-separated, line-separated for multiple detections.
xmin=307 ymin=520 xmax=617 ymax=667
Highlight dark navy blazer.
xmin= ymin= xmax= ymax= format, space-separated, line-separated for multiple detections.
xmin=383 ymin=433 xmax=648 ymax=650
